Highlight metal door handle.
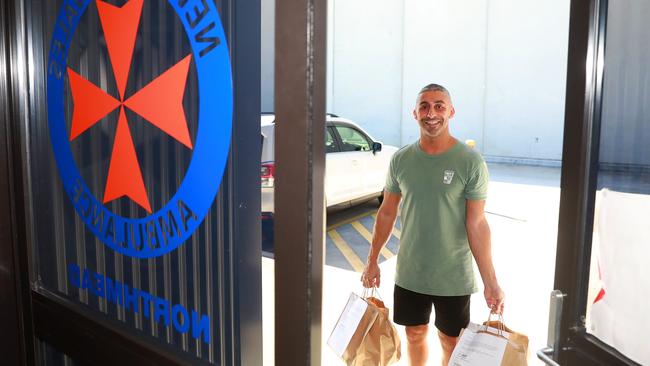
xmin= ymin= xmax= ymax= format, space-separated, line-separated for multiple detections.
xmin=536 ymin=290 xmax=566 ymax=366
xmin=537 ymin=347 xmax=561 ymax=366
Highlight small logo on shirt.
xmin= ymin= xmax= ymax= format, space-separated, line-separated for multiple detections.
xmin=443 ymin=170 xmax=455 ymax=184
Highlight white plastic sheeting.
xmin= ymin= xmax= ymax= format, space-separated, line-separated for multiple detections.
xmin=589 ymin=189 xmax=650 ymax=365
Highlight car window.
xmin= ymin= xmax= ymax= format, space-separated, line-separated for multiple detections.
xmin=335 ymin=126 xmax=371 ymax=152
xmin=326 ymin=128 xmax=338 ymax=153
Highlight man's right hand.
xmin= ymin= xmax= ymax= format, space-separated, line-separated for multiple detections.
xmin=361 ymin=261 xmax=381 ymax=288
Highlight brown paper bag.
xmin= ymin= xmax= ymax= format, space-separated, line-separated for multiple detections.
xmin=483 ymin=320 xmax=529 ymax=366
xmin=349 ymin=297 xmax=401 ymax=366
xmin=328 ymin=293 xmax=380 ymax=364
xmin=449 ymin=314 xmax=529 ymax=366
xmin=328 ymin=292 xmax=401 ymax=366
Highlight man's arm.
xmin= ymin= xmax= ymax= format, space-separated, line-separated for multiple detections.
xmin=466 ymin=199 xmax=505 ymax=313
xmin=361 ymin=191 xmax=401 ymax=288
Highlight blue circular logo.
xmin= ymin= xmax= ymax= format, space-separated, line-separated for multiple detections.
xmin=47 ymin=0 xmax=232 ymax=258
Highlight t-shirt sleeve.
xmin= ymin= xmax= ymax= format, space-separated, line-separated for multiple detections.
xmin=465 ymin=157 xmax=489 ymax=200
xmin=384 ymin=155 xmax=401 ymax=194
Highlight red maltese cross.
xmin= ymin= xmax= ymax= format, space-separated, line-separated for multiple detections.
xmin=67 ymin=0 xmax=192 ymax=213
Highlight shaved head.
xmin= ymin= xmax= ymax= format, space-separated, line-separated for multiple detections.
xmin=417 ymin=83 xmax=452 ymax=104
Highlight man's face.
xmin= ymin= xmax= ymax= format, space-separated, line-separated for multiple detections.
xmin=413 ymin=90 xmax=455 ymax=139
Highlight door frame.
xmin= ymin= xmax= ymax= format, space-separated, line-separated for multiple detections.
xmin=274 ymin=0 xmax=327 ymax=364
xmin=1 ymin=1 xmax=37 ymax=364
xmin=551 ymin=0 xmax=640 ymax=364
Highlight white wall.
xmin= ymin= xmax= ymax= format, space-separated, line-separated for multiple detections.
xmin=261 ymin=0 xmax=274 ymax=112
xmin=483 ymin=0 xmax=569 ymax=161
xmin=330 ymin=0 xmax=570 ymax=161
xmin=401 ymin=0 xmax=488 ymax=149
xmin=599 ymin=1 xmax=650 ymax=167
xmin=327 ymin=0 xmax=405 ymax=145
xmin=262 ymin=0 xmax=571 ymax=162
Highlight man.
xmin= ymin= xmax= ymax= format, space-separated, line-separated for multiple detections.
xmin=361 ymin=84 xmax=505 ymax=366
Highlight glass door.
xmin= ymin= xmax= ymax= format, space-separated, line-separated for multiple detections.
xmin=3 ymin=0 xmax=262 ymax=364
xmin=546 ymin=0 xmax=649 ymax=364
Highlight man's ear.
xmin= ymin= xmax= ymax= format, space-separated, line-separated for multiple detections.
xmin=412 ymin=108 xmax=417 ymax=120
xmin=449 ymin=106 xmax=456 ymax=119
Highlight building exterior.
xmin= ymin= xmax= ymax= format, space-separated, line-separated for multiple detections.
xmin=264 ymin=0 xmax=571 ymax=165
xmin=2 ymin=0 xmax=649 ymax=365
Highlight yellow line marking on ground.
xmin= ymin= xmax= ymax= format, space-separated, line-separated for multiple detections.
xmin=371 ymin=214 xmax=401 ymax=240
xmin=391 ymin=227 xmax=401 ymax=240
xmin=327 ymin=209 xmax=377 ymax=231
xmin=350 ymin=221 xmax=394 ymax=260
xmin=328 ymin=230 xmax=365 ymax=272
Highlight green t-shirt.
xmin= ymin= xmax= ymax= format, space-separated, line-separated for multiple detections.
xmin=385 ymin=140 xmax=489 ymax=296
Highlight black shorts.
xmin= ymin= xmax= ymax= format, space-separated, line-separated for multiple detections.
xmin=393 ymin=285 xmax=470 ymax=337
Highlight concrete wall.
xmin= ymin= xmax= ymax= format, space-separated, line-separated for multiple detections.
xmin=483 ymin=0 xmax=569 ymax=161
xmin=327 ymin=0 xmax=404 ymax=145
xmin=260 ymin=0 xmax=274 ymax=112
xmin=599 ymin=1 xmax=650 ymax=167
xmin=400 ymin=1 xmax=489 ymax=150
xmin=262 ymin=0 xmax=571 ymax=162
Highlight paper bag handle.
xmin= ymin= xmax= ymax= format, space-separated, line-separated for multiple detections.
xmin=362 ymin=286 xmax=382 ymax=301
xmin=478 ymin=312 xmax=508 ymax=339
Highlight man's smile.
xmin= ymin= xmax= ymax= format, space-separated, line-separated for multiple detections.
xmin=422 ymin=118 xmax=443 ymax=128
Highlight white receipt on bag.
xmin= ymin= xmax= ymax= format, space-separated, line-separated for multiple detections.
xmin=449 ymin=323 xmax=510 ymax=366
xmin=327 ymin=293 xmax=368 ymax=356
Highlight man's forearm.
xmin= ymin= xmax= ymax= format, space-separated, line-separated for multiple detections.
xmin=467 ymin=218 xmax=498 ymax=286
xmin=466 ymin=201 xmax=505 ymax=311
xmin=367 ymin=210 xmax=397 ymax=263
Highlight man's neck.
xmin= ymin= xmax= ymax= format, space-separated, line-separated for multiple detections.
xmin=419 ymin=134 xmax=456 ymax=155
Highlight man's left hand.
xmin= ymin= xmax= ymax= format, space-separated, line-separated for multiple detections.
xmin=484 ymin=284 xmax=505 ymax=314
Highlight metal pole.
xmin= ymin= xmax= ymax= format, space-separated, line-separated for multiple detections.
xmin=274 ymin=0 xmax=327 ymax=364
